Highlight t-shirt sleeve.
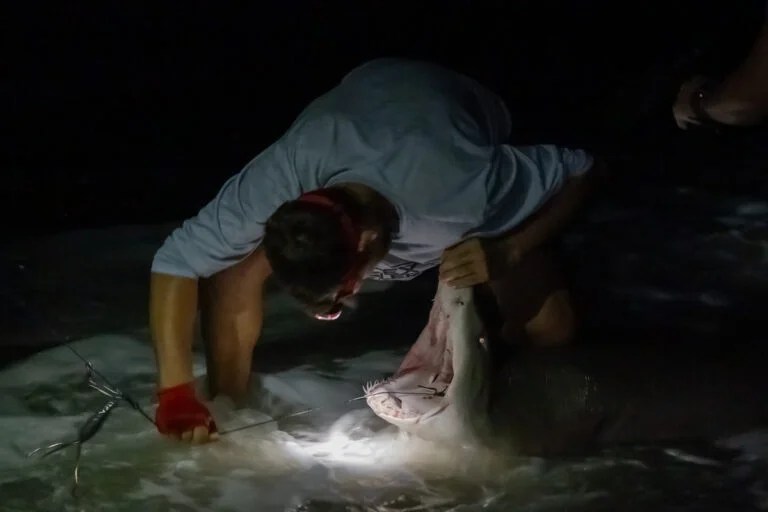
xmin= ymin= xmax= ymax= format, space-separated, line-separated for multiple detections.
xmin=151 ymin=139 xmax=298 ymax=279
xmin=470 ymin=144 xmax=594 ymax=237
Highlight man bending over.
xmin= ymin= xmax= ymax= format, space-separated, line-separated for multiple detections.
xmin=149 ymin=58 xmax=603 ymax=444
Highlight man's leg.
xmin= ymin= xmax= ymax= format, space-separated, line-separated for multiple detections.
xmin=198 ymin=249 xmax=269 ymax=403
xmin=482 ymin=247 xmax=575 ymax=348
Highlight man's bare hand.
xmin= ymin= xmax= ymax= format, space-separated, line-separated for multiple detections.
xmin=673 ymin=76 xmax=708 ymax=130
xmin=439 ymin=238 xmax=496 ymax=288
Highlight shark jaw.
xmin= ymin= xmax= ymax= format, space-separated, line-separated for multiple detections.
xmin=365 ymin=283 xmax=489 ymax=444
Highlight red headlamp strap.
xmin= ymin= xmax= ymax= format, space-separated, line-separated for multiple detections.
xmin=295 ymin=191 xmax=360 ymax=255
xmin=294 ymin=190 xmax=364 ymax=296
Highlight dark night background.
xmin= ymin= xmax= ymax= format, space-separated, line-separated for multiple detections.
xmin=4 ymin=0 xmax=766 ymax=240
xmin=3 ymin=0 xmax=768 ymax=369
xmin=4 ymin=5 xmax=768 ymax=507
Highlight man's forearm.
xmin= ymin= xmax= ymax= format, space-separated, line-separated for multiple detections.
xmin=702 ymin=21 xmax=768 ymax=125
xmin=198 ymin=246 xmax=273 ymax=401
xmin=702 ymin=85 xmax=767 ymax=126
xmin=150 ymin=272 xmax=200 ymax=389
xmin=499 ymin=160 xmax=602 ymax=263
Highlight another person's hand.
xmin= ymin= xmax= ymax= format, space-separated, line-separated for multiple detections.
xmin=155 ymin=381 xmax=219 ymax=444
xmin=673 ymin=76 xmax=709 ymax=129
xmin=439 ymin=237 xmax=518 ymax=288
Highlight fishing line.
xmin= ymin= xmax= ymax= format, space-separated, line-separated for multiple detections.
xmin=66 ymin=343 xmax=445 ymax=435
xmin=28 ymin=344 xmax=443 ymax=495
xmin=34 ymin=345 xmax=443 ymax=442
xmin=218 ymin=387 xmax=445 ymax=435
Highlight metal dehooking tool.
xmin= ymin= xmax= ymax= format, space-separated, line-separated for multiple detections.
xmin=26 ymin=346 xmax=154 ymax=496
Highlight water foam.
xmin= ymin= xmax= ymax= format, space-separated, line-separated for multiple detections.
xmin=4 ymin=334 xmax=767 ymax=511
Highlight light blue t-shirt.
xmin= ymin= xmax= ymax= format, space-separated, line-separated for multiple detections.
xmin=152 ymin=58 xmax=593 ymax=281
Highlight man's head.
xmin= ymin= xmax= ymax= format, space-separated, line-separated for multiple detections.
xmin=263 ymin=186 xmax=395 ymax=319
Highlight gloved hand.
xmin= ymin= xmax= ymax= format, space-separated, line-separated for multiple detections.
xmin=155 ymin=381 xmax=219 ymax=443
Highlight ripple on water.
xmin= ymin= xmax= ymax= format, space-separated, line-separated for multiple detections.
xmin=1 ymin=334 xmax=768 ymax=511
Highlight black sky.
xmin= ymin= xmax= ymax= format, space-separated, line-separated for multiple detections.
xmin=4 ymin=0 xmax=765 ymax=237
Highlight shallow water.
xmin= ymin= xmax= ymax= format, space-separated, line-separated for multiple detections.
xmin=2 ymin=176 xmax=768 ymax=510
xmin=2 ymin=335 xmax=768 ymax=512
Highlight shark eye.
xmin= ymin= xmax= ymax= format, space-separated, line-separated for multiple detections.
xmin=455 ymin=298 xmax=465 ymax=306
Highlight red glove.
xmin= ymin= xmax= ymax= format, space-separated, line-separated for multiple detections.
xmin=155 ymin=382 xmax=218 ymax=436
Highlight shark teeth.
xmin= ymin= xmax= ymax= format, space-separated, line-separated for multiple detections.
xmin=362 ymin=377 xmax=393 ymax=396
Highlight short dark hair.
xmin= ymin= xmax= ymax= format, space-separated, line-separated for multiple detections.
xmin=263 ymin=188 xmax=361 ymax=306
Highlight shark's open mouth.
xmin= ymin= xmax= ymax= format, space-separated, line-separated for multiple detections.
xmin=365 ymin=295 xmax=456 ymax=423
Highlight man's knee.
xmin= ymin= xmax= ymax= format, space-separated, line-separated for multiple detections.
xmin=524 ymin=290 xmax=576 ymax=347
xmin=488 ymin=246 xmax=575 ymax=348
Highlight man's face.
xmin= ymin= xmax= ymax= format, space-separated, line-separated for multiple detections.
xmin=312 ymin=228 xmax=389 ymax=320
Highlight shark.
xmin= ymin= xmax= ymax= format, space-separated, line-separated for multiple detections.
xmin=365 ymin=282 xmax=768 ymax=455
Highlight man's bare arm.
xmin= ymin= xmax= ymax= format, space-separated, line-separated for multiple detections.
xmin=707 ymin=21 xmax=768 ymax=125
xmin=150 ymin=272 xmax=199 ymax=389
xmin=150 ymin=248 xmax=273 ymax=393
xmin=497 ymin=158 xmax=605 ymax=265
xmin=200 ymin=247 xmax=273 ymax=401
